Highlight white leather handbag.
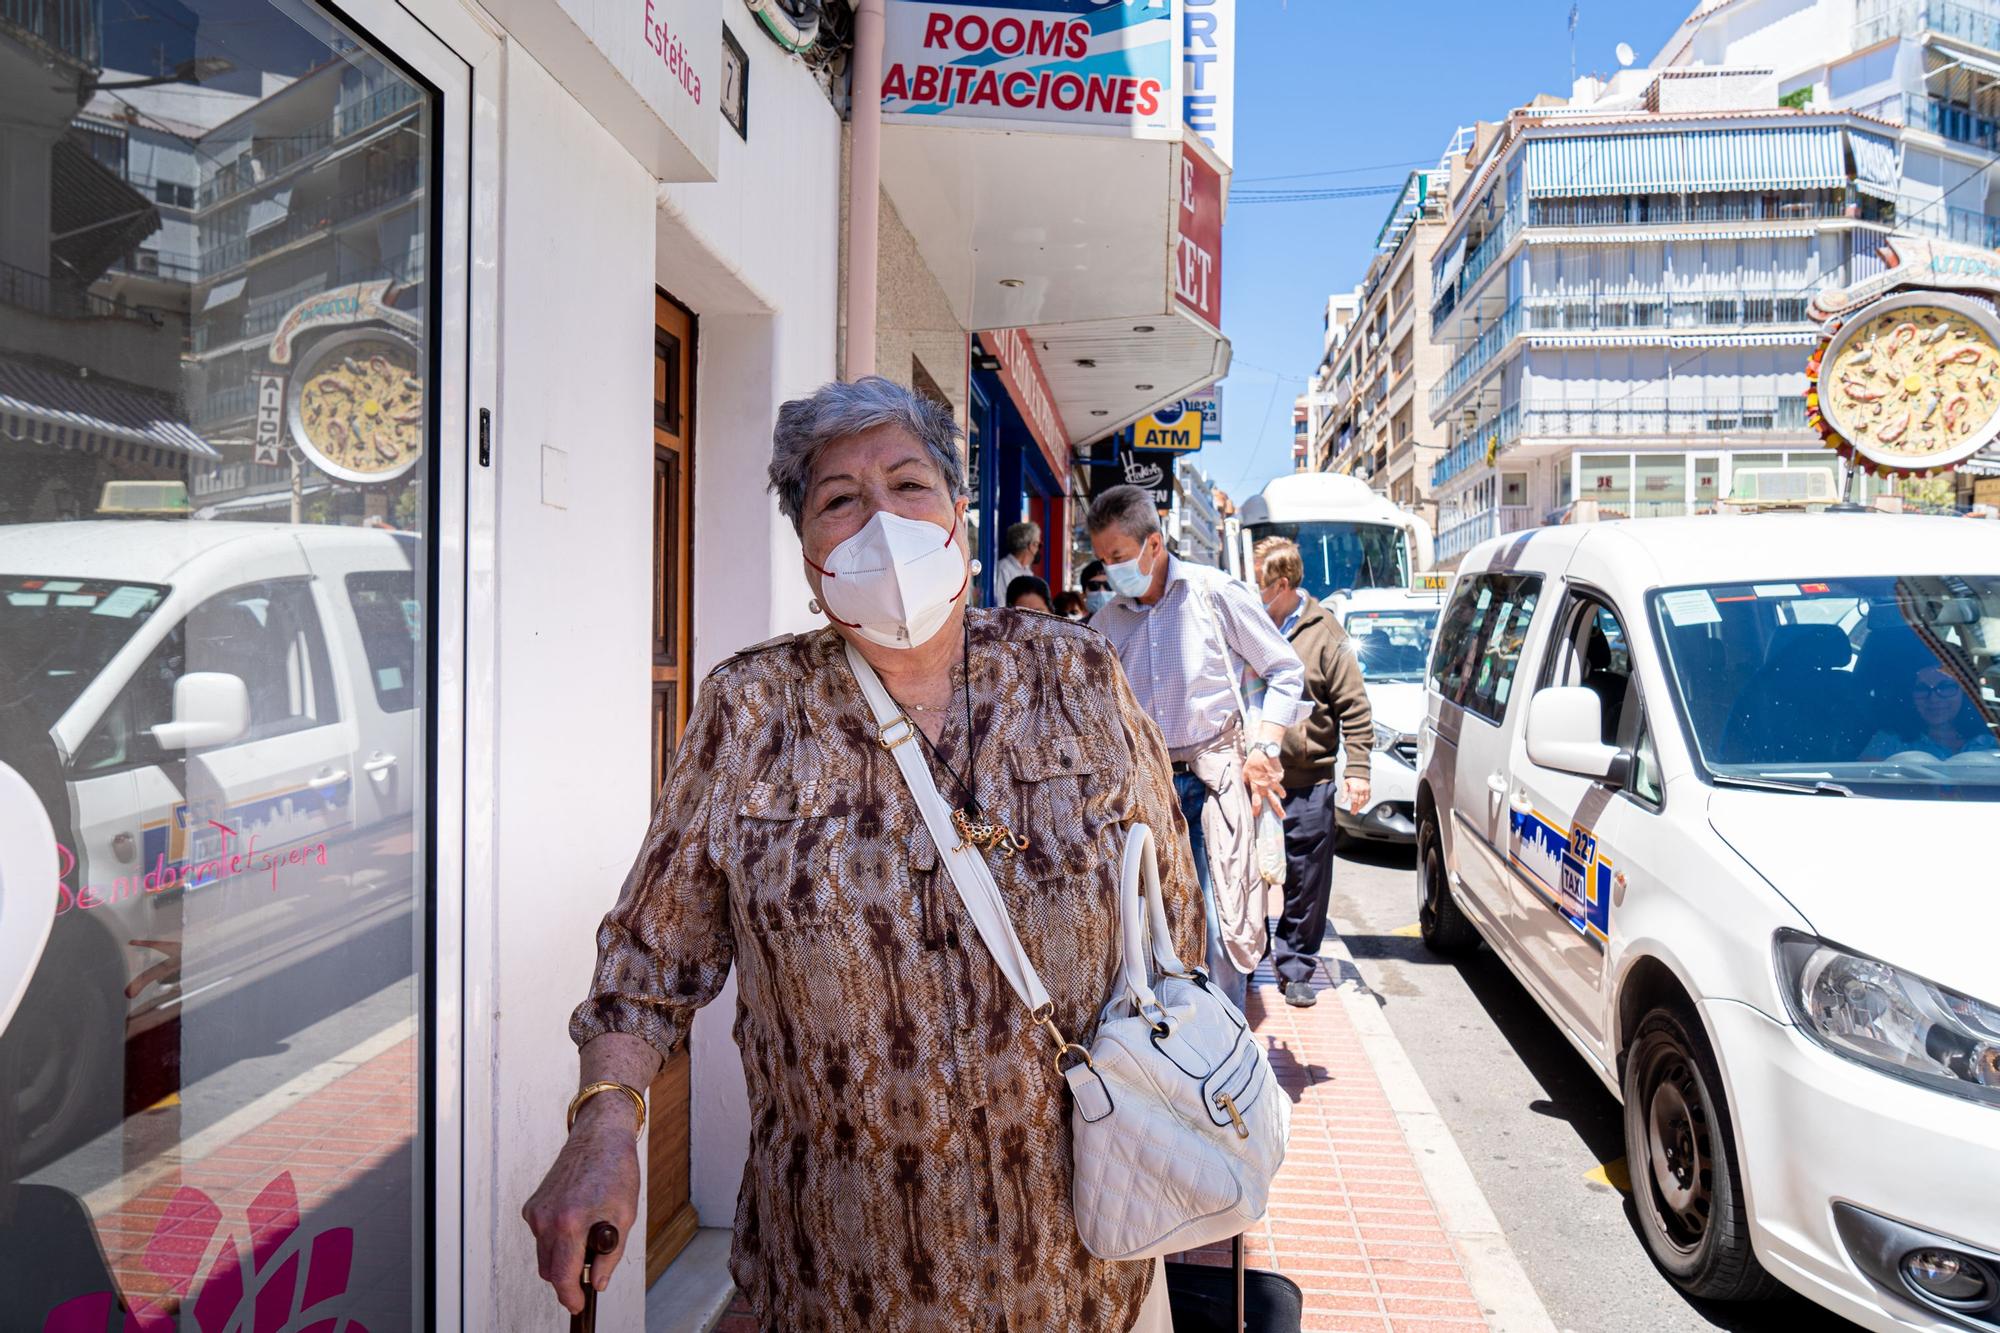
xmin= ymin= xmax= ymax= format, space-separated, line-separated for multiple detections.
xmin=846 ymin=643 xmax=1290 ymax=1262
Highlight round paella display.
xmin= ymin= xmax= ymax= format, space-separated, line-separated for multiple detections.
xmin=285 ymin=328 xmax=425 ymax=484
xmin=1809 ymin=292 xmax=2000 ymax=474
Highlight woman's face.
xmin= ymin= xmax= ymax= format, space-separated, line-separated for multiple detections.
xmin=799 ymin=424 xmax=967 ymax=576
xmin=1913 ymin=666 xmax=1965 ymax=729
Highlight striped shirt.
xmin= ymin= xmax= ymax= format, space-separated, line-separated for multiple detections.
xmin=1088 ymin=557 xmax=1309 ymax=752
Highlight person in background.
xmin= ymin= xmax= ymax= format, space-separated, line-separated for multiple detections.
xmin=1050 ymin=589 xmax=1087 ymax=621
xmin=1252 ymin=537 xmax=1372 ymax=1007
xmin=1079 ymin=561 xmax=1113 ymax=617
xmin=1087 ymin=485 xmax=1308 ymax=1008
xmin=1006 ymin=574 xmax=1053 ymax=614
xmin=997 ymin=520 xmax=1041 ymax=592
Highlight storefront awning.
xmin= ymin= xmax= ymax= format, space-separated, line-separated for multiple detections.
xmin=1524 ymin=125 xmax=1844 ymax=198
xmin=0 ymin=356 xmax=219 ymax=462
xmin=1525 ymin=330 xmax=1821 ymax=349
xmin=1024 ymin=307 xmax=1231 ymax=449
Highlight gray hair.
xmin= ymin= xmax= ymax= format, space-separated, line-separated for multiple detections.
xmin=1086 ymin=484 xmax=1162 ymax=542
xmin=768 ymin=376 xmax=964 ymax=533
xmin=1003 ymin=521 xmax=1041 ymax=557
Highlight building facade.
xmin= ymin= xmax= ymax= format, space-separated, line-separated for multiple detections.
xmin=0 ymin=0 xmax=1232 ymax=1327
xmin=1306 ymin=166 xmax=1453 ymax=528
xmin=1427 ymin=0 xmax=2000 ymax=565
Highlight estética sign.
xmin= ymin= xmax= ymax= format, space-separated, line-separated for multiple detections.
xmin=882 ymin=0 xmax=1179 ymax=135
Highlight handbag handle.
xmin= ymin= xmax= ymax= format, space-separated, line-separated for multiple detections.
xmin=1116 ymin=824 xmax=1196 ymax=1022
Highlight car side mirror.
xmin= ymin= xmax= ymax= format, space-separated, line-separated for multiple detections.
xmin=151 ymin=673 xmax=250 ymax=750
xmin=1525 ymin=686 xmax=1631 ymax=784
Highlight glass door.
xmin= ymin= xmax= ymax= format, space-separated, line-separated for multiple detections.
xmin=0 ymin=0 xmax=469 ymax=1322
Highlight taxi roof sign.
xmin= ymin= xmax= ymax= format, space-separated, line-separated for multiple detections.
xmin=1410 ymin=571 xmax=1451 ymax=594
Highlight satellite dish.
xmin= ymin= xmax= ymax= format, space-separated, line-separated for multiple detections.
xmin=1615 ymin=41 xmax=1635 ymax=67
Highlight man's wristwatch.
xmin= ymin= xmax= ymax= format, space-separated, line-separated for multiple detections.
xmin=1249 ymin=741 xmax=1282 ymax=761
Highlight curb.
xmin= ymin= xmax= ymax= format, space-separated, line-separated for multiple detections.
xmin=1317 ymin=933 xmax=1559 ymax=1333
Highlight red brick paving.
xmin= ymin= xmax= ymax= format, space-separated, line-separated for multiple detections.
xmin=706 ymin=967 xmax=1490 ymax=1331
xmin=89 ymin=1036 xmax=418 ymax=1315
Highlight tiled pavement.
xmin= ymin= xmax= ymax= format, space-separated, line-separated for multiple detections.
xmin=78 ymin=1036 xmax=418 ymax=1325
xmin=710 ymin=963 xmax=1493 ymax=1332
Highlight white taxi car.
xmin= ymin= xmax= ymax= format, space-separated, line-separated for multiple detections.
xmin=1414 ymin=515 xmax=1999 ymax=1331
xmin=1332 ymin=586 xmax=1446 ymax=845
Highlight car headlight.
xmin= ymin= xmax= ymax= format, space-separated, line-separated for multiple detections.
xmin=1775 ymin=930 xmax=2000 ymax=1108
xmin=1371 ymin=722 xmax=1400 ymax=753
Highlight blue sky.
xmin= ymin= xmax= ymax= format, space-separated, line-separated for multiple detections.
xmin=1207 ymin=0 xmax=1696 ymax=502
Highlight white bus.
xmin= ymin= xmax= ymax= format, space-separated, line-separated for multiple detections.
xmin=1230 ymin=473 xmax=1435 ymax=605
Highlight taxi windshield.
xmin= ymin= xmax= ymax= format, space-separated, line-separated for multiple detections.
xmin=1651 ymin=575 xmax=2000 ymax=800
xmin=0 ymin=576 xmax=168 ymax=740
xmin=1344 ymin=608 xmax=1439 ymax=683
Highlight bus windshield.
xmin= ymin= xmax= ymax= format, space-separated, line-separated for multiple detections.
xmin=1253 ymin=522 xmax=1408 ymax=598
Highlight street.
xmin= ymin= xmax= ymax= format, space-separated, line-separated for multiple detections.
xmin=1325 ymin=837 xmax=1862 ymax=1333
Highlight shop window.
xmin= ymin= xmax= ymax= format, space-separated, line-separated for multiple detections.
xmin=0 ymin=5 xmax=436 ymax=1326
xmin=1578 ymin=452 xmax=1632 ymax=519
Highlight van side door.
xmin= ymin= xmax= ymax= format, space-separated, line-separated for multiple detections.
xmin=1430 ymin=570 xmax=1547 ymax=945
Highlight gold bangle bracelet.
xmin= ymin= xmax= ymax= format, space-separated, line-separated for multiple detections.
xmin=567 ymin=1080 xmax=647 ymax=1137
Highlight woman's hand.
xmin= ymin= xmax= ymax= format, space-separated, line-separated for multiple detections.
xmin=522 ymin=1096 xmax=643 ymax=1314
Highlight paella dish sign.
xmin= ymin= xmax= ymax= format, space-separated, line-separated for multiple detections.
xmin=1807 ymin=291 xmax=2000 ymax=475
xmin=284 ymin=328 xmax=425 ymax=484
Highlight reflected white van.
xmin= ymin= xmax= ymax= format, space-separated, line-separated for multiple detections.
xmin=0 ymin=520 xmax=420 ymax=1169
xmin=1414 ymin=515 xmax=2000 ymax=1332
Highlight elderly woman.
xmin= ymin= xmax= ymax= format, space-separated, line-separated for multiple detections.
xmin=524 ymin=377 xmax=1203 ymax=1331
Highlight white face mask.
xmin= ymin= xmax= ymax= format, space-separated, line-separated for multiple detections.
xmin=806 ymin=508 xmax=968 ymax=650
xmin=1105 ymin=539 xmax=1157 ymax=599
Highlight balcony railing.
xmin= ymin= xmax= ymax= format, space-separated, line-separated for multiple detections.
xmin=1881 ymin=195 xmax=2000 ymax=248
xmin=1430 ymin=302 xmax=1524 ymax=417
xmin=0 ymin=260 xmax=161 ymax=326
xmin=1522 ymin=289 xmax=1813 ymax=331
xmin=1 ymin=0 xmax=97 ymax=65
xmin=1856 ymin=0 xmax=2000 ymax=52
xmin=200 ymin=82 xmax=423 ymax=211
xmin=1526 ymin=192 xmax=1847 ymax=228
xmin=196 ymin=382 xmax=256 ymax=425
xmin=1437 ymin=505 xmax=1537 ymax=563
xmin=1433 ymin=403 xmax=1522 ymax=488
xmin=1860 ymin=91 xmax=2000 ymax=153
xmin=1518 ymin=395 xmax=1809 ymax=437
xmin=201 ymin=163 xmax=423 ymax=278
xmin=1431 ymin=209 xmax=1521 ymax=329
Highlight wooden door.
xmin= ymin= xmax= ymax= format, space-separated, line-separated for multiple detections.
xmin=647 ymin=289 xmax=698 ymax=1283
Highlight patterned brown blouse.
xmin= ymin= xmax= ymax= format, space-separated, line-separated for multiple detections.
xmin=571 ymin=609 xmax=1205 ymax=1332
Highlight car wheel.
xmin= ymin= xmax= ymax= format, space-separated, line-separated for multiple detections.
xmin=1417 ymin=814 xmax=1479 ymax=956
xmin=0 ymin=919 xmax=125 ymax=1176
xmin=1623 ymin=1007 xmax=1780 ymax=1302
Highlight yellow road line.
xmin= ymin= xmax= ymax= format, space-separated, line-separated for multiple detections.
xmin=1391 ymin=922 xmax=1423 ymax=937
xmin=1585 ymin=1157 xmax=1631 ymax=1194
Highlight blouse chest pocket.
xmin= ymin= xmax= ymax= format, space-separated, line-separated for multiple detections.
xmin=1003 ymin=734 xmax=1105 ymax=882
xmin=737 ymin=779 xmax=856 ymax=923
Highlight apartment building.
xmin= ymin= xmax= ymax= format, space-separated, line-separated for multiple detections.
xmin=1427 ymin=0 xmax=2000 ymax=565
xmin=1306 ymin=166 xmax=1453 ymax=527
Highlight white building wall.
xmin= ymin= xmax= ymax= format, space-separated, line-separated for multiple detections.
xmin=485 ymin=39 xmax=661 ymax=1332
xmin=474 ymin=24 xmax=842 ymax=1328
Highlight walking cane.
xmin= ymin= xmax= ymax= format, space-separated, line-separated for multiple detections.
xmin=569 ymin=1221 xmax=620 ymax=1333
xmin=1234 ymin=1232 xmax=1246 ymax=1333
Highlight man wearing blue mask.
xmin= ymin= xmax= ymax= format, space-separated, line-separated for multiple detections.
xmin=1086 ymin=484 xmax=1308 ymax=1008
xmin=1078 ymin=560 xmax=1114 ymax=618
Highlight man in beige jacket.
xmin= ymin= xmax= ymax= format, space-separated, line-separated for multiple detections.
xmin=1254 ymin=537 xmax=1373 ymax=1007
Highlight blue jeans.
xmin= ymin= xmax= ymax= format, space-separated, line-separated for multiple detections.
xmin=1174 ymin=771 xmax=1249 ymax=1009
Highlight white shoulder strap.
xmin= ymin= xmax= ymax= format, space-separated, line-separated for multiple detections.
xmin=844 ymin=641 xmax=1053 ymax=1013
xmin=1188 ymin=564 xmax=1251 ymax=726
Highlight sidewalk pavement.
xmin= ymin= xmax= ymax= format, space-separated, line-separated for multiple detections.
xmin=709 ymin=932 xmax=1554 ymax=1333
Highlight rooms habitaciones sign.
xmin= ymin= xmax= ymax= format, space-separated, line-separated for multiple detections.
xmin=882 ymin=0 xmax=1179 ymax=135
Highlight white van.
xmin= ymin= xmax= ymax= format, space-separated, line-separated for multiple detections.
xmin=1334 ymin=585 xmax=1447 ymax=845
xmin=0 ymin=520 xmax=420 ymax=1168
xmin=1414 ymin=515 xmax=1999 ymax=1332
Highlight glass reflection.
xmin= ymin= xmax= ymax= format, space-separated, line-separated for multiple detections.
xmin=0 ymin=0 xmax=429 ymax=1325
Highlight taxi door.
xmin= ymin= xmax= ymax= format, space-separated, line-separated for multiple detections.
xmin=1503 ymin=588 xmax=1648 ymax=1061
